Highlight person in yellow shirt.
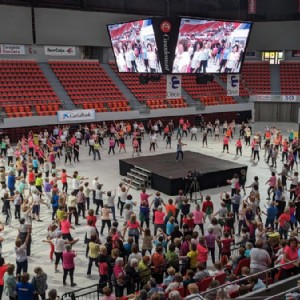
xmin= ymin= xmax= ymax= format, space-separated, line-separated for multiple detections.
xmin=56 ymin=206 xmax=68 ymax=223
xmin=87 ymin=235 xmax=100 ymax=276
xmin=187 ymin=243 xmax=198 ymax=271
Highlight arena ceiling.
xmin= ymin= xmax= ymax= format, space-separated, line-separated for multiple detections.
xmin=0 ymin=0 xmax=299 ymax=21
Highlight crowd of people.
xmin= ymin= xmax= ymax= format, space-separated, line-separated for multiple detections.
xmin=0 ymin=118 xmax=298 ymax=300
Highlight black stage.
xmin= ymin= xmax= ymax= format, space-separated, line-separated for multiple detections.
xmin=119 ymin=151 xmax=247 ymax=196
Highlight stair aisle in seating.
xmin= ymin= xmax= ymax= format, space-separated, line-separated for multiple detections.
xmin=109 ymin=62 xmax=188 ymax=109
xmin=49 ymin=60 xmax=131 ymax=112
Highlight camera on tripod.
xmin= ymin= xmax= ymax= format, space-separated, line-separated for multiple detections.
xmin=184 ymin=170 xmax=203 ymax=203
xmin=184 ymin=170 xmax=202 ymax=182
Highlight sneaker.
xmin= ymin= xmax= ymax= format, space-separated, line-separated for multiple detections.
xmin=71 ymin=283 xmax=77 ymax=287
xmin=63 ymin=282 xmax=67 ymax=286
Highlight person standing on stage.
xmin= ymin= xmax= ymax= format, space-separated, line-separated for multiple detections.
xmin=176 ymin=139 xmax=187 ymax=162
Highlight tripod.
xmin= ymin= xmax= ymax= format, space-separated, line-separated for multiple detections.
xmin=187 ymin=179 xmax=203 ymax=204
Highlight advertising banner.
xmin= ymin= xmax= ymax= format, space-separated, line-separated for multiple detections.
xmin=248 ymin=0 xmax=257 ymax=14
xmin=152 ymin=17 xmax=181 ymax=74
xmin=57 ymin=109 xmax=95 ymax=122
xmin=45 ymin=46 xmax=76 ymax=56
xmin=0 ymin=44 xmax=25 ymax=55
xmin=166 ymin=75 xmax=181 ymax=99
xmin=227 ymin=74 xmax=240 ymax=96
xmin=282 ymin=95 xmax=297 ymax=102
xmin=256 ymin=95 xmax=272 ymax=101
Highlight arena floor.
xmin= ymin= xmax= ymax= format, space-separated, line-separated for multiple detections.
xmin=1 ymin=121 xmax=298 ymax=297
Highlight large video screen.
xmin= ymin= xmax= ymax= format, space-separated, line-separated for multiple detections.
xmin=172 ymin=18 xmax=252 ymax=74
xmin=107 ymin=18 xmax=162 ymax=73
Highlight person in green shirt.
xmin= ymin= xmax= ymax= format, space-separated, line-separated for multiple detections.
xmin=0 ymin=139 xmax=7 ymax=156
xmin=165 ymin=243 xmax=179 ymax=271
xmin=93 ymin=141 xmax=101 ymax=160
xmin=35 ymin=173 xmax=43 ymax=194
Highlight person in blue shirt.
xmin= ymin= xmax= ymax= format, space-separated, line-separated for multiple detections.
xmin=263 ymin=202 xmax=278 ymax=229
xmin=32 ymin=157 xmax=39 ymax=174
xmin=166 ymin=216 xmax=175 ymax=236
xmin=7 ymin=171 xmax=16 ymax=196
xmin=51 ymin=190 xmax=59 ymax=220
xmin=16 ymin=273 xmax=35 ymax=300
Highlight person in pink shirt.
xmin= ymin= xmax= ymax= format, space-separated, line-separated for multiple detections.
xmin=235 ymin=138 xmax=242 ymax=156
xmin=280 ymin=237 xmax=300 ymax=280
xmin=62 ymin=244 xmax=77 ymax=286
xmin=192 ymin=204 xmax=205 ymax=236
xmin=60 ymin=215 xmax=75 ymax=241
xmin=28 ymin=138 xmax=34 ymax=156
xmin=108 ymin=137 xmax=116 ymax=155
xmin=223 ymin=136 xmax=229 ymax=153
xmin=140 ymin=188 xmax=152 ymax=205
xmin=197 ymin=237 xmax=208 ymax=268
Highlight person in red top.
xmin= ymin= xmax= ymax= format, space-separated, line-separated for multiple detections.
xmin=280 ymin=237 xmax=300 ymax=280
xmin=223 ymin=136 xmax=229 ymax=153
xmin=165 ymin=199 xmax=176 ymax=219
xmin=218 ymin=232 xmax=235 ymax=259
xmin=28 ymin=169 xmax=35 ymax=185
xmin=197 ymin=237 xmax=208 ymax=268
xmin=86 ymin=209 xmax=97 ymax=227
xmin=163 ymin=125 xmax=170 ymax=140
xmin=61 ymin=169 xmax=72 ymax=193
xmin=182 ymin=212 xmax=194 ymax=231
xmin=151 ymin=246 xmax=165 ymax=284
xmin=265 ymin=130 xmax=271 ymax=141
xmin=154 ymin=206 xmax=165 ymax=235
xmin=282 ymin=139 xmax=289 ymax=162
xmin=0 ymin=257 xmax=8 ymax=300
xmin=202 ymin=195 xmax=214 ymax=221
xmin=276 ymin=208 xmax=291 ymax=240
xmin=236 ymin=138 xmax=242 ymax=156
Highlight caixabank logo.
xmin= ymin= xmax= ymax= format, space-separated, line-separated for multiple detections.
xmin=160 ymin=21 xmax=171 ymax=33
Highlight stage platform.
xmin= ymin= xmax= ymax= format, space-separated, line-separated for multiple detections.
xmin=119 ymin=151 xmax=247 ymax=196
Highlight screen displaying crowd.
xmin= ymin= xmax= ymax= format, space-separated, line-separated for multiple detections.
xmin=172 ymin=18 xmax=252 ymax=74
xmin=108 ymin=19 xmax=162 ymax=73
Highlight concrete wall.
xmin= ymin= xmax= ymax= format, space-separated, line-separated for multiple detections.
xmin=0 ymin=103 xmax=254 ymax=129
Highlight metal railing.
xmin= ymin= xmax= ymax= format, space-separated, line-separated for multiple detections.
xmin=264 ymin=286 xmax=300 ymax=300
xmin=61 ymin=284 xmax=99 ymax=300
xmin=199 ymin=258 xmax=300 ymax=299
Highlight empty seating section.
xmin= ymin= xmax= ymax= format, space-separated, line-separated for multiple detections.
xmin=280 ymin=62 xmax=300 ymax=94
xmin=182 ymin=76 xmax=236 ymax=106
xmin=240 ymin=62 xmax=271 ymax=94
xmin=110 ymin=63 xmax=187 ymax=109
xmin=0 ymin=60 xmax=60 ymax=117
xmin=49 ymin=61 xmax=130 ymax=112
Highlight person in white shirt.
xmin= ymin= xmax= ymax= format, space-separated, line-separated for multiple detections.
xmin=190 ymin=126 xmax=197 ymax=140
xmin=149 ymin=133 xmax=157 ymax=152
xmin=106 ymin=190 xmax=116 ymax=221
xmin=92 ymin=177 xmax=99 ymax=204
xmin=43 ymin=231 xmax=78 ymax=272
